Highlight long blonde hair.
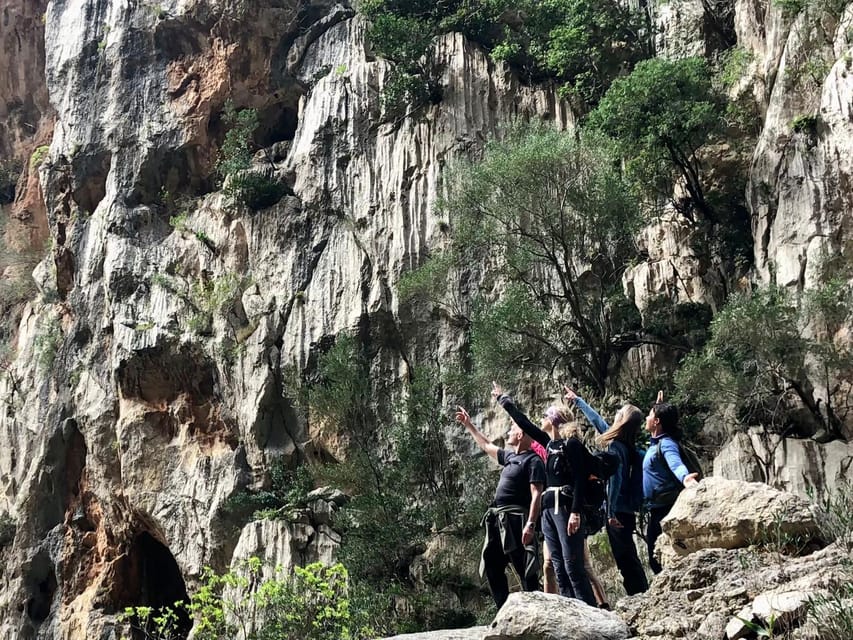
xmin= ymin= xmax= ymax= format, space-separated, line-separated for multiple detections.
xmin=596 ymin=404 xmax=643 ymax=448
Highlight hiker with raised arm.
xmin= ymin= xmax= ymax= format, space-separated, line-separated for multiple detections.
xmin=491 ymin=382 xmax=598 ymax=606
xmin=455 ymin=405 xmax=545 ymax=608
xmin=643 ymin=398 xmax=700 ymax=573
xmin=564 ymin=386 xmax=649 ymax=595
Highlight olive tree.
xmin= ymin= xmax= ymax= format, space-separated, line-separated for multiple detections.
xmin=401 ymin=125 xmax=645 ymax=394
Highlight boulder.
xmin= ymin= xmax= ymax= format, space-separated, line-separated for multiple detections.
xmin=381 ymin=629 xmax=488 ymax=640
xmin=658 ymin=477 xmax=822 ymax=564
xmin=483 ymin=592 xmax=631 ymax=640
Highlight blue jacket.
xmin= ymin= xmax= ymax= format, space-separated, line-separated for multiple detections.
xmin=643 ymin=435 xmax=690 ymax=508
xmin=574 ymin=398 xmax=635 ymax=517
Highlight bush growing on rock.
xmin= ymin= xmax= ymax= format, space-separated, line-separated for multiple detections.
xmin=588 ymin=56 xmax=724 ymax=220
xmin=675 ymin=280 xmax=853 ymax=440
xmin=401 ymin=124 xmax=644 ymax=394
xmin=361 ymin=0 xmax=651 ymax=113
xmin=121 ymin=560 xmax=375 ymax=640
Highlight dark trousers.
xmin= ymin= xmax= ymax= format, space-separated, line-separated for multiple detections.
xmin=541 ymin=505 xmax=595 ymax=605
xmin=482 ymin=517 xmax=539 ymax=608
xmin=646 ymin=505 xmax=673 ymax=574
xmin=607 ymin=511 xmax=648 ymax=594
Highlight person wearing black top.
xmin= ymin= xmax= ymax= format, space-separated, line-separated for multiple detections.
xmin=456 ymin=405 xmax=545 ymax=608
xmin=492 ymin=382 xmax=597 ymax=606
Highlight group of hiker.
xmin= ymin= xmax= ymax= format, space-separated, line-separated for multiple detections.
xmin=455 ymin=382 xmax=700 ymax=609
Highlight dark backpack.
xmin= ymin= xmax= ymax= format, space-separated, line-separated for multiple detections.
xmin=590 ymin=450 xmax=620 ymax=481
xmin=582 ymin=478 xmax=607 ymax=534
xmin=627 ymin=446 xmax=645 ymax=512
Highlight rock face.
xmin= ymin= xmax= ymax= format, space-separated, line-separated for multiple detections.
xmin=619 ymin=543 xmax=853 ymax=639
xmin=714 ymin=430 xmax=853 ymax=496
xmin=655 ymin=477 xmax=822 ymax=567
xmin=0 ymin=2 xmax=570 ymax=639
xmin=0 ymin=0 xmax=852 ymax=638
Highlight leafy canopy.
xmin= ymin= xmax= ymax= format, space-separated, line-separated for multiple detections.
xmin=588 ymin=56 xmax=723 ymax=218
xmin=402 ymin=124 xmax=644 ymax=393
xmin=360 ymin=0 xmax=650 ymax=112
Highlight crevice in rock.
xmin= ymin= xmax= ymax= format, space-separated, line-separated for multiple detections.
xmin=24 ymin=550 xmax=56 ymax=626
xmin=117 ymin=345 xmax=216 ymax=405
xmin=116 ymin=532 xmax=191 ymax=639
xmin=126 ymin=144 xmax=215 ymax=207
xmin=71 ymin=150 xmax=111 ymax=215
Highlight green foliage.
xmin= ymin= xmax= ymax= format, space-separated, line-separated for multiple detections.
xmin=217 ymin=102 xmax=284 ymax=209
xmin=224 ymin=462 xmax=315 ymax=521
xmin=791 ymin=114 xmax=818 ymax=133
xmin=168 ymin=212 xmax=189 ymax=232
xmin=29 ymin=145 xmax=50 ymax=172
xmin=588 ymin=56 xmax=723 ymax=219
xmin=403 ymin=124 xmax=643 ymax=393
xmin=813 ymin=481 xmax=853 ymax=551
xmin=34 ymin=316 xmax=62 ymax=372
xmin=360 ymin=0 xmax=651 ymax=112
xmin=187 ymin=273 xmax=245 ymax=335
xmin=804 ymin=580 xmax=853 ymax=640
xmin=716 ymin=46 xmax=753 ymax=89
xmin=122 ymin=560 xmax=375 ymax=640
xmin=302 ymin=334 xmax=492 ymax=631
xmin=773 ymin=0 xmax=808 ymax=13
xmin=675 ymin=279 xmax=853 ymax=435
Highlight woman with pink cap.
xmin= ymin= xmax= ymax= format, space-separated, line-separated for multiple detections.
xmin=491 ymin=382 xmax=597 ymax=605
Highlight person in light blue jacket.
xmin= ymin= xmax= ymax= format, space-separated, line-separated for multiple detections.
xmin=643 ymin=401 xmax=699 ymax=573
xmin=564 ymin=386 xmax=649 ymax=595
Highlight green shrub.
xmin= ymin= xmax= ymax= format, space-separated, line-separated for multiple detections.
xmin=804 ymin=581 xmax=853 ymax=640
xmin=588 ymin=56 xmax=723 ymax=220
xmin=403 ymin=123 xmax=642 ymax=394
xmin=122 ymin=560 xmax=376 ymax=640
xmin=29 ymin=145 xmax=50 ymax=171
xmin=217 ymin=103 xmax=284 ymax=209
xmin=791 ymin=114 xmax=818 ymax=133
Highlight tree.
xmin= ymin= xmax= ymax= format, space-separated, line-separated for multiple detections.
xmin=675 ymin=281 xmax=853 ymax=439
xmin=587 ymin=56 xmax=723 ymax=220
xmin=401 ymin=125 xmax=644 ymax=394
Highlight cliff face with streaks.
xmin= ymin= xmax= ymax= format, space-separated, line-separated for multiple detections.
xmin=0 ymin=0 xmax=851 ymax=637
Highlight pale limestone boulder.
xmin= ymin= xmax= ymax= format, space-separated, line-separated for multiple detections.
xmin=230 ymin=518 xmax=339 ymax=578
xmin=658 ymin=477 xmax=821 ymax=562
xmin=483 ymin=591 xmax=631 ymax=640
xmin=382 ymin=630 xmax=488 ymax=640
xmin=714 ymin=431 xmax=853 ymax=498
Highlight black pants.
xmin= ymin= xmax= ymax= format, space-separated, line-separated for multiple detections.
xmin=482 ymin=516 xmax=539 ymax=608
xmin=646 ymin=505 xmax=673 ymax=574
xmin=606 ymin=511 xmax=648 ymax=594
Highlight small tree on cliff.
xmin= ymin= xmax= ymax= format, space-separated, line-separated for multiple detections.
xmin=401 ymin=125 xmax=644 ymax=394
xmin=587 ymin=56 xmax=723 ymax=220
xmin=675 ymin=279 xmax=853 ymax=439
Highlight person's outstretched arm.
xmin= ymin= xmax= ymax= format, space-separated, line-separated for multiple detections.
xmin=564 ymin=386 xmax=609 ymax=434
xmin=491 ymin=382 xmax=551 ymax=447
xmin=660 ymin=438 xmax=699 ymax=487
xmin=455 ymin=406 xmax=499 ymax=461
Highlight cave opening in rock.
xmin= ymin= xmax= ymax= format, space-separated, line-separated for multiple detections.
xmin=255 ymin=102 xmax=299 ymax=148
xmin=71 ymin=151 xmax=111 ymax=215
xmin=124 ymin=532 xmax=191 ymax=639
xmin=25 ymin=551 xmax=57 ymax=625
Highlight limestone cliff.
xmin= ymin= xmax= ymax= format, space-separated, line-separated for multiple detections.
xmin=0 ymin=0 xmax=851 ymax=638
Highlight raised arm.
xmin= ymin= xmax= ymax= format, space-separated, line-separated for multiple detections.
xmin=659 ymin=437 xmax=698 ymax=486
xmin=564 ymin=386 xmax=609 ymax=435
xmin=455 ymin=406 xmax=500 ymax=461
xmin=491 ymin=382 xmax=551 ymax=447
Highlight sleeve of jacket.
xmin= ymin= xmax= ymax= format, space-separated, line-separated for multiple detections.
xmin=574 ymin=397 xmax=610 ymax=435
xmin=497 ymin=395 xmax=551 ymax=448
xmin=660 ymin=437 xmax=689 ymax=483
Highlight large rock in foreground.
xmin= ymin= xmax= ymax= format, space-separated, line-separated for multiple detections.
xmin=382 ymin=629 xmax=489 ymax=640
xmin=657 ymin=477 xmax=822 ymax=566
xmin=483 ymin=592 xmax=631 ymax=640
